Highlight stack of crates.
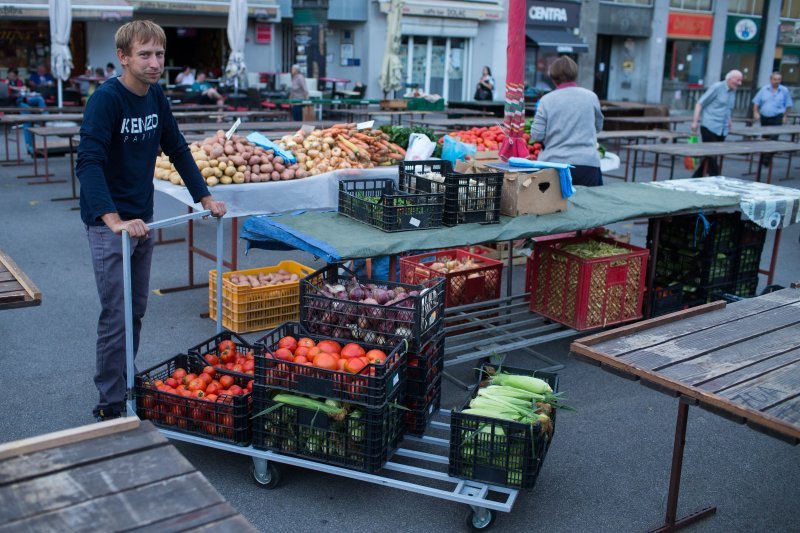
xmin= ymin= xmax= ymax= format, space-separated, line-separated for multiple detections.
xmin=299 ymin=263 xmax=446 ymax=436
xmin=251 ymin=322 xmax=407 ymax=473
xmin=647 ymin=213 xmax=767 ymax=311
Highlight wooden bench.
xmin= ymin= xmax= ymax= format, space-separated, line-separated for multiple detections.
xmin=0 ymin=249 xmax=41 ymax=310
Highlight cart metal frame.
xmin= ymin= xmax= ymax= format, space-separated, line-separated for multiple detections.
xmin=122 ymin=212 xmax=519 ymax=530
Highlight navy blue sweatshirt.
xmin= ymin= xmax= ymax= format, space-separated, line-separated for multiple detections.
xmin=76 ymin=78 xmax=209 ymax=226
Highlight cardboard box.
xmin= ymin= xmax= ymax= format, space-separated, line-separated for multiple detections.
xmin=500 ymin=168 xmax=568 ymax=217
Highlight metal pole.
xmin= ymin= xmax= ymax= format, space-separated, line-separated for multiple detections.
xmin=123 ymin=229 xmax=135 ymax=414
xmin=216 ymin=216 xmax=224 ymax=334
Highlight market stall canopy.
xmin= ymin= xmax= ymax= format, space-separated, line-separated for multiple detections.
xmin=129 ymin=0 xmax=279 ymax=19
xmin=0 ymin=0 xmax=132 ymax=19
xmin=49 ymin=0 xmax=73 ymax=108
xmin=379 ymin=0 xmax=405 ymax=96
xmin=525 ymin=28 xmax=588 ymax=54
xmin=225 ymin=0 xmax=248 ymax=80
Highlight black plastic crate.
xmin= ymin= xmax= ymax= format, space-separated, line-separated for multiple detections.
xmin=448 ymin=364 xmax=558 ymax=490
xmin=404 ymin=376 xmax=442 ymax=436
xmin=254 ymin=322 xmax=406 ymax=407
xmin=739 ymin=220 xmax=767 ymax=247
xmin=655 ymin=247 xmax=736 ymax=287
xmin=399 ymin=159 xmax=502 ymax=226
xmin=188 ymin=331 xmax=260 ymax=381
xmin=338 ymin=178 xmax=444 ymax=232
xmin=407 ymin=331 xmax=445 ymax=398
xmin=251 ymin=383 xmax=405 ymax=473
xmin=652 ymin=212 xmax=742 ymax=254
xmin=649 ymin=282 xmax=683 ymax=317
xmin=736 ymin=244 xmax=763 ymax=278
xmin=300 ymin=263 xmax=445 ymax=352
xmin=731 ymin=274 xmax=759 ymax=298
xmin=135 ymin=354 xmax=252 ymax=446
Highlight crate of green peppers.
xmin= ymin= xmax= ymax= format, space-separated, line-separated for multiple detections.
xmin=338 ymin=178 xmax=444 ymax=232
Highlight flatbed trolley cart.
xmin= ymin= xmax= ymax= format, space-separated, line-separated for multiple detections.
xmin=122 ymin=212 xmax=520 ymax=531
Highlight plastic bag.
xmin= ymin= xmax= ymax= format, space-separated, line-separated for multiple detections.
xmin=684 ymin=135 xmax=698 ymax=171
xmin=442 ymin=135 xmax=476 ymax=164
xmin=405 ymin=133 xmax=436 ymax=161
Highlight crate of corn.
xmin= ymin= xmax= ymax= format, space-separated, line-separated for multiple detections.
xmin=526 ymin=235 xmax=649 ymax=330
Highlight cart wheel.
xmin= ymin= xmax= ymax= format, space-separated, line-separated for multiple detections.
xmin=466 ymin=508 xmax=496 ymax=531
xmin=250 ymin=462 xmax=280 ymax=489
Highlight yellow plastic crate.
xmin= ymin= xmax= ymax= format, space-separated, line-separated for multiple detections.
xmin=209 ymin=260 xmax=314 ymax=333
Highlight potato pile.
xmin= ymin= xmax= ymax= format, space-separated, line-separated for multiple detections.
xmin=154 ymin=130 xmax=305 ymax=187
xmin=278 ymin=123 xmax=406 ymax=175
xmin=230 ymin=269 xmax=299 ymax=287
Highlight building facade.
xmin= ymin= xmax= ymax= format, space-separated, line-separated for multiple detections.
xmin=2 ymin=0 xmax=797 ymax=109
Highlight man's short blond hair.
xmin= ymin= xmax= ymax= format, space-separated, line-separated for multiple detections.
xmin=115 ymin=20 xmax=166 ymax=56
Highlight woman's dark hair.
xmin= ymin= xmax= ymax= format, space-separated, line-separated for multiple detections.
xmin=548 ymin=56 xmax=578 ymax=86
xmin=484 ymin=66 xmax=492 ymax=76
xmin=106 ymin=62 xmax=115 ymax=69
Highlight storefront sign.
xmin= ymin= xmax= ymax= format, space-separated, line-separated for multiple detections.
xmin=667 ymin=12 xmax=713 ymax=40
xmin=525 ymin=0 xmax=580 ymax=28
xmin=255 ymin=23 xmax=272 ymax=44
xmin=734 ymin=18 xmax=757 ymax=41
xmin=131 ymin=0 xmax=278 ymax=18
xmin=598 ymin=5 xmax=652 ymax=37
xmin=378 ymin=1 xmax=502 ymax=21
xmin=0 ymin=2 xmax=132 ymax=20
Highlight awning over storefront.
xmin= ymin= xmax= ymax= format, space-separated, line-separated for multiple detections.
xmin=130 ymin=0 xmax=280 ymax=20
xmin=525 ymin=27 xmax=588 ymax=54
xmin=380 ymin=0 xmax=504 ymax=22
xmin=0 ymin=0 xmax=132 ymax=20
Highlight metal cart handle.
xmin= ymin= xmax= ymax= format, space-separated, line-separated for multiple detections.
xmin=122 ymin=210 xmax=224 ymax=415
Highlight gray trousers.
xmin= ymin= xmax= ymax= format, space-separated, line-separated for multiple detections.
xmin=87 ymin=224 xmax=155 ymax=414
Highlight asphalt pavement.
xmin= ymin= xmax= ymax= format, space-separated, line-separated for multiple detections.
xmin=0 ymin=124 xmax=798 ymax=533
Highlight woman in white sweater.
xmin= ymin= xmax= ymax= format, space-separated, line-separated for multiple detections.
xmin=530 ymin=56 xmax=604 ymax=186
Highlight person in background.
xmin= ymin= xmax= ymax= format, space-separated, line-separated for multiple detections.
xmin=76 ymin=20 xmax=226 ymax=422
xmin=474 ymin=66 xmax=495 ymax=101
xmin=690 ymin=69 xmax=743 ymax=177
xmin=191 ymin=72 xmax=225 ymax=106
xmin=27 ymin=64 xmax=55 ymax=91
xmin=105 ymin=62 xmax=118 ymax=78
xmin=530 ymin=56 xmax=604 ymax=187
xmin=3 ymin=67 xmax=46 ymax=153
xmin=289 ymin=64 xmax=309 ymax=121
xmin=94 ymin=67 xmax=106 ymax=79
xmin=752 ymin=71 xmax=794 ymax=167
xmin=175 ymin=65 xmax=195 ymax=86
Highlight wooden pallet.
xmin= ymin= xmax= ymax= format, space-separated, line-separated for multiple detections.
xmin=0 ymin=418 xmax=258 ymax=531
xmin=0 ymin=249 xmax=41 ymax=310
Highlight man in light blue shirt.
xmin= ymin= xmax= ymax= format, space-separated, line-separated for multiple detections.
xmin=690 ymin=69 xmax=743 ymax=177
xmin=752 ymin=72 xmax=794 ymax=166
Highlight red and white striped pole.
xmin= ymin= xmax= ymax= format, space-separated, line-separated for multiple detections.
xmin=499 ymin=0 xmax=529 ymax=161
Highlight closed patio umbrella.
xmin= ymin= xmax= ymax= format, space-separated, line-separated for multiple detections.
xmin=49 ymin=0 xmax=73 ymax=108
xmin=379 ymin=0 xmax=405 ymax=97
xmin=225 ymin=0 xmax=248 ymax=95
xmin=499 ymin=0 xmax=528 ymax=160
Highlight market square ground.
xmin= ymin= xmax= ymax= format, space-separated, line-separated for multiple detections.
xmin=1 ymin=131 xmax=798 ymax=532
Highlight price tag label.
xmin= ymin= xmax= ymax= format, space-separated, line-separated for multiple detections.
xmin=300 ymin=124 xmax=315 ymax=134
xmin=409 ymin=217 xmax=421 ymax=227
xmin=225 ymin=118 xmax=242 ymax=140
xmin=356 ymin=120 xmax=375 ymax=130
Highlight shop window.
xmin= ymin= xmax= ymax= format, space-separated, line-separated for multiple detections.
xmin=780 ymin=54 xmax=800 ymax=84
xmin=400 ymin=36 xmax=469 ymax=100
xmin=722 ymin=51 xmax=756 ymax=83
xmin=669 ymin=0 xmax=713 ymax=11
xmin=664 ymin=40 xmax=709 ymax=84
xmin=782 ymin=0 xmax=800 ymax=19
xmin=728 ymin=0 xmax=764 ymax=15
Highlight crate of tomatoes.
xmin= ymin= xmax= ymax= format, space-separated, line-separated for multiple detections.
xmin=135 ymin=354 xmax=252 ymax=446
xmin=188 ymin=331 xmax=259 ymax=380
xmin=255 ymin=322 xmax=407 ymax=408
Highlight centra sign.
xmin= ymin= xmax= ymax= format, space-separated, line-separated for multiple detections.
xmin=526 ymin=0 xmax=580 ymax=28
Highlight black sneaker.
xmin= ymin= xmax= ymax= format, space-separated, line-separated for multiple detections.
xmin=93 ymin=406 xmax=124 ymax=422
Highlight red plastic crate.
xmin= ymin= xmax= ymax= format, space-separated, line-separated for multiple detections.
xmin=400 ymin=249 xmax=503 ymax=307
xmin=526 ymin=235 xmax=649 ymax=330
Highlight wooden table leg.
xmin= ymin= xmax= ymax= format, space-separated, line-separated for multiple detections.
xmin=631 ymin=149 xmax=639 ymax=182
xmin=759 ymin=228 xmax=782 ymax=287
xmin=652 ymin=153 xmax=659 ymax=182
xmin=28 ymin=135 xmax=63 ymax=184
xmin=650 ymin=401 xmax=716 ymax=533
xmin=52 ymin=136 xmax=81 ymax=204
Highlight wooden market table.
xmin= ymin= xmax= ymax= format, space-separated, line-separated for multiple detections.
xmin=627 ymin=140 xmax=800 ymax=183
xmin=570 ymin=284 xmax=800 ymax=532
xmin=604 ymin=115 xmax=693 ymax=131
xmin=0 ymin=249 xmax=41 ymax=310
xmin=596 ymin=130 xmax=688 ymax=182
xmin=0 ymin=418 xmax=257 ymax=531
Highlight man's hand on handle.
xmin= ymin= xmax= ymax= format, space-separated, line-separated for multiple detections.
xmin=201 ymin=196 xmax=227 ymax=218
xmin=101 ymin=213 xmax=149 ymax=238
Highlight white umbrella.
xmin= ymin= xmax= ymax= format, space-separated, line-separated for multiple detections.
xmin=49 ymin=0 xmax=73 ymax=108
xmin=225 ymin=0 xmax=248 ymax=95
xmin=379 ymin=0 xmax=405 ymax=97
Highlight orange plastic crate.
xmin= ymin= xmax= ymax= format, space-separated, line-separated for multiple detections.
xmin=526 ymin=235 xmax=649 ymax=330
xmin=209 ymin=260 xmax=314 ymax=333
xmin=400 ymin=249 xmax=503 ymax=307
